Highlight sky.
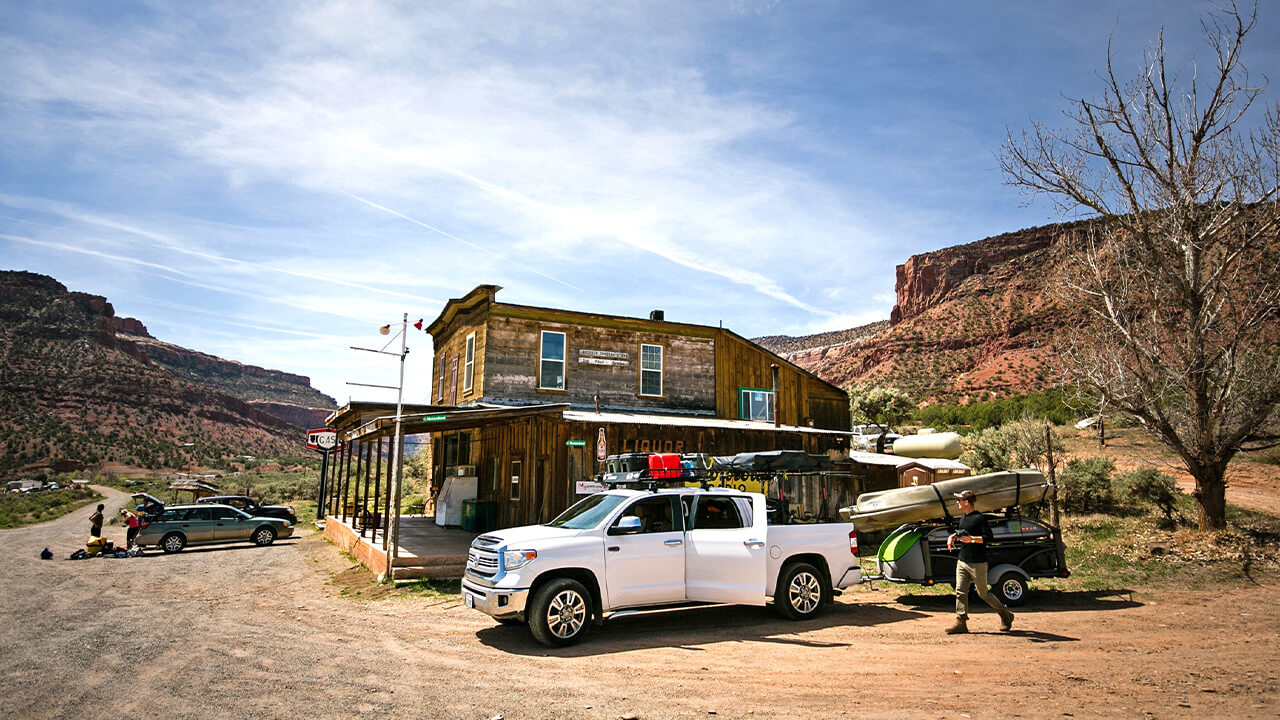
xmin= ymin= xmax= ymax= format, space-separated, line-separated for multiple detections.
xmin=2 ymin=1 xmax=1278 ymax=407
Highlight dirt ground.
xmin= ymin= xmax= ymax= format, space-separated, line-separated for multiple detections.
xmin=1 ymin=486 xmax=1278 ymax=720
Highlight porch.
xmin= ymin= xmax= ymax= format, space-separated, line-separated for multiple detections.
xmin=323 ymin=514 xmax=479 ymax=581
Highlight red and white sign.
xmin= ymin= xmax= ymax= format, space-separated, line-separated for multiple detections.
xmin=307 ymin=427 xmax=340 ymax=452
xmin=596 ymin=427 xmax=607 ymax=461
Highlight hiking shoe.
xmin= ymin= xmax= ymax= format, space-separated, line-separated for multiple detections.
xmin=945 ymin=617 xmax=968 ymax=634
xmin=999 ymin=609 xmax=1015 ymax=632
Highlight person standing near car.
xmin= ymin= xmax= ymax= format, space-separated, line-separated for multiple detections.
xmin=89 ymin=503 xmax=105 ymax=538
xmin=945 ymin=490 xmax=1015 ymax=634
xmin=121 ymin=508 xmax=141 ymax=548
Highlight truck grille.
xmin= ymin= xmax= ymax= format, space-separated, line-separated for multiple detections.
xmin=467 ymin=547 xmax=499 ymax=578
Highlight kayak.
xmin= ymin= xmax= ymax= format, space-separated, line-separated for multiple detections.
xmin=839 ymin=469 xmax=1051 ymax=532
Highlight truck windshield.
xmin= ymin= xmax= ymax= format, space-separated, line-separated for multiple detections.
xmin=546 ymin=494 xmax=628 ymax=529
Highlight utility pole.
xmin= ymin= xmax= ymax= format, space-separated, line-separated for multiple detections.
xmin=386 ymin=313 xmax=408 ymax=581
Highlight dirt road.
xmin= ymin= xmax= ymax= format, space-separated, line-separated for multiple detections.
xmin=1 ymin=486 xmax=1277 ymax=719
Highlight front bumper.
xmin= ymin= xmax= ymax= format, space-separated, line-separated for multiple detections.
xmin=461 ymin=579 xmax=530 ymax=620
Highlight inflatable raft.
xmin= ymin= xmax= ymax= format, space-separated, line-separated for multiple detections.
xmin=838 ymin=469 xmax=1051 ymax=532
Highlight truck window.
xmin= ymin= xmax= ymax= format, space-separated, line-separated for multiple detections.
xmin=691 ymin=497 xmax=745 ymax=530
xmin=611 ymin=496 xmax=679 ymax=533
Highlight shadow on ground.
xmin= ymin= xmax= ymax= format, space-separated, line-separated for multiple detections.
xmin=476 ymin=600 xmax=926 ymax=656
xmin=890 ymin=588 xmax=1142 ymax=613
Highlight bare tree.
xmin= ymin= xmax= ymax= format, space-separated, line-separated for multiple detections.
xmin=1000 ymin=2 xmax=1280 ymax=530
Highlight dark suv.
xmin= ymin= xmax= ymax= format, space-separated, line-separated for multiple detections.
xmin=196 ymin=495 xmax=297 ymax=524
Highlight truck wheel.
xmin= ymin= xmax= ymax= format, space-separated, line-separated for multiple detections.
xmin=994 ymin=573 xmax=1028 ymax=607
xmin=529 ymin=578 xmax=593 ymax=647
xmin=776 ymin=562 xmax=827 ymax=620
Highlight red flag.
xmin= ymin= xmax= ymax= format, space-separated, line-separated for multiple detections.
xmin=413 ymin=318 xmax=424 ymax=331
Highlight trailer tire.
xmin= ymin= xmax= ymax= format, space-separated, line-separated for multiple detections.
xmin=776 ymin=562 xmax=827 ymax=621
xmin=994 ymin=572 xmax=1028 ymax=607
xmin=528 ymin=578 xmax=593 ymax=647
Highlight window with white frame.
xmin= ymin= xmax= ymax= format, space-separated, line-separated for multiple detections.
xmin=437 ymin=355 xmax=447 ymax=403
xmin=739 ymin=388 xmax=775 ymax=423
xmin=640 ymin=343 xmax=663 ymax=396
xmin=463 ymin=332 xmax=476 ymax=393
xmin=539 ymin=330 xmax=566 ymax=390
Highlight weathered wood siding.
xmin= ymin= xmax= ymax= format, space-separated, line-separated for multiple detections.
xmin=480 ymin=311 xmax=717 ymax=414
xmin=713 ymin=331 xmax=850 ymax=431
xmin=433 ymin=413 xmax=850 ymax=527
xmin=432 ymin=305 xmax=489 ymax=405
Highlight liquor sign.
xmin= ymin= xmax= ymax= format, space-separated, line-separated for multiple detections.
xmin=566 ymin=440 xmax=586 ymax=447
xmin=306 ymin=427 xmax=340 ymax=453
xmin=596 ymin=428 xmax=607 ymax=461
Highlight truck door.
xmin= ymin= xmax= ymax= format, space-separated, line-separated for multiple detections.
xmin=603 ymin=496 xmax=686 ymax=608
xmin=684 ymin=495 xmax=767 ymax=605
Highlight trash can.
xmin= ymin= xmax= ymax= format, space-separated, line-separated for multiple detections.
xmin=460 ymin=499 xmax=478 ymax=532
xmin=475 ymin=501 xmax=498 ymax=532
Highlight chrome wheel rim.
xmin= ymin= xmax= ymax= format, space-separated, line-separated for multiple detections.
xmin=546 ymin=590 xmax=587 ymax=639
xmin=789 ymin=571 xmax=821 ymax=615
xmin=1001 ymin=578 xmax=1024 ymax=601
xmin=164 ymin=536 xmax=183 ymax=552
xmin=254 ymin=529 xmax=273 ymax=545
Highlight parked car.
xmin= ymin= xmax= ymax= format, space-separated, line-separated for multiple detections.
xmin=461 ymin=486 xmax=862 ymax=647
xmin=875 ymin=513 xmax=1070 ymax=606
xmin=196 ymin=495 xmax=298 ymax=524
xmin=134 ymin=503 xmax=294 ymax=553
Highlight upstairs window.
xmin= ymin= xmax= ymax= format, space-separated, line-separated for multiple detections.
xmin=739 ymin=388 xmax=775 ymax=423
xmin=437 ymin=355 xmax=447 ymax=403
xmin=539 ymin=331 xmax=566 ymax=390
xmin=640 ymin=343 xmax=663 ymax=396
xmin=463 ymin=332 xmax=476 ymax=393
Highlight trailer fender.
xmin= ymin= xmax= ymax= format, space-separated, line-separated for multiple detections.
xmin=986 ymin=563 xmax=1027 ymax=587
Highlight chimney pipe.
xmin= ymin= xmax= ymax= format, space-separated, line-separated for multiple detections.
xmin=771 ymin=363 xmax=780 ymax=428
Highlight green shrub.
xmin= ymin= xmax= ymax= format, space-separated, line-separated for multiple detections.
xmin=1060 ymin=457 xmax=1115 ymax=514
xmin=1117 ymin=466 xmax=1181 ymax=524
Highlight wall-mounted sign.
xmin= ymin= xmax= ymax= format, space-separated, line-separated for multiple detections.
xmin=576 ymin=481 xmax=607 ymax=495
xmin=580 ymin=349 xmax=629 ymax=359
xmin=596 ymin=428 xmax=607 ymax=461
xmin=566 ymin=440 xmax=586 ymax=447
xmin=421 ymin=414 xmax=447 ymax=422
xmin=579 ymin=357 xmax=629 ymax=366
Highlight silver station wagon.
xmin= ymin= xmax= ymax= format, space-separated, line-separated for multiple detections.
xmin=135 ymin=503 xmax=294 ymax=553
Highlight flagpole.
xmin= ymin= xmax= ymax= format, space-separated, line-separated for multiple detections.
xmin=385 ymin=312 xmax=408 ymax=581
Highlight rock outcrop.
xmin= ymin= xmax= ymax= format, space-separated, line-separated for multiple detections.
xmin=0 ymin=270 xmax=336 ymax=474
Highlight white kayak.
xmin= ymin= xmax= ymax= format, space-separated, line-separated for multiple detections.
xmin=839 ymin=469 xmax=1051 ymax=532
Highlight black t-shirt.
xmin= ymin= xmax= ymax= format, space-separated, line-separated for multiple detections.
xmin=956 ymin=511 xmax=993 ymax=563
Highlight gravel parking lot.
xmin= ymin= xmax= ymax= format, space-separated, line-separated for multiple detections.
xmin=2 ymin=486 xmax=1277 ymax=719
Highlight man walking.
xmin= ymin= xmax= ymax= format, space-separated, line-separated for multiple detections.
xmin=945 ymin=490 xmax=1014 ymax=634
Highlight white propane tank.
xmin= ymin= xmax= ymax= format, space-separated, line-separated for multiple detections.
xmin=891 ymin=431 xmax=963 ymax=459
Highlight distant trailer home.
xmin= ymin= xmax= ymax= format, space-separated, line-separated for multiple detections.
xmin=323 ymin=284 xmax=852 ymax=535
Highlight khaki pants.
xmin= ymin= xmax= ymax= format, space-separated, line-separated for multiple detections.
xmin=956 ymin=560 xmax=1008 ymax=619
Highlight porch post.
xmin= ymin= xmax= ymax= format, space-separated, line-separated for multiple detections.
xmin=368 ymin=435 xmax=383 ymax=539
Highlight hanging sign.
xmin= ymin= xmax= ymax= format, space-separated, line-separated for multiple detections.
xmin=306 ymin=427 xmax=340 ymax=453
xmin=596 ymin=428 xmax=607 ymax=460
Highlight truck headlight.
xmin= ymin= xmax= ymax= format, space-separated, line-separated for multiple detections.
xmin=503 ymin=549 xmax=537 ymax=570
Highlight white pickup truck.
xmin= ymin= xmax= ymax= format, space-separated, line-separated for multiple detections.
xmin=461 ymin=486 xmax=862 ymax=646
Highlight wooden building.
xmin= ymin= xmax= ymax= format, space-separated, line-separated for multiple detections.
xmin=322 ymin=285 xmax=853 ymax=532
xmin=426 ymin=285 xmax=849 ymax=429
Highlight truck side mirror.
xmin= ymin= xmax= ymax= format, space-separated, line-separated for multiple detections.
xmin=609 ymin=516 xmax=644 ymax=535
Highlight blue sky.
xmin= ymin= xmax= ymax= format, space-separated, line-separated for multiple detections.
xmin=2 ymin=1 xmax=1277 ymax=405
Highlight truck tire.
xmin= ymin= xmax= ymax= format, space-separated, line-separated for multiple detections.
xmin=528 ymin=578 xmax=593 ymax=647
xmin=776 ymin=562 xmax=827 ymax=620
xmin=994 ymin=572 xmax=1028 ymax=607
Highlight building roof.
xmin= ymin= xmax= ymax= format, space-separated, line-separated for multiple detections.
xmin=340 ymin=402 xmax=852 ymax=441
